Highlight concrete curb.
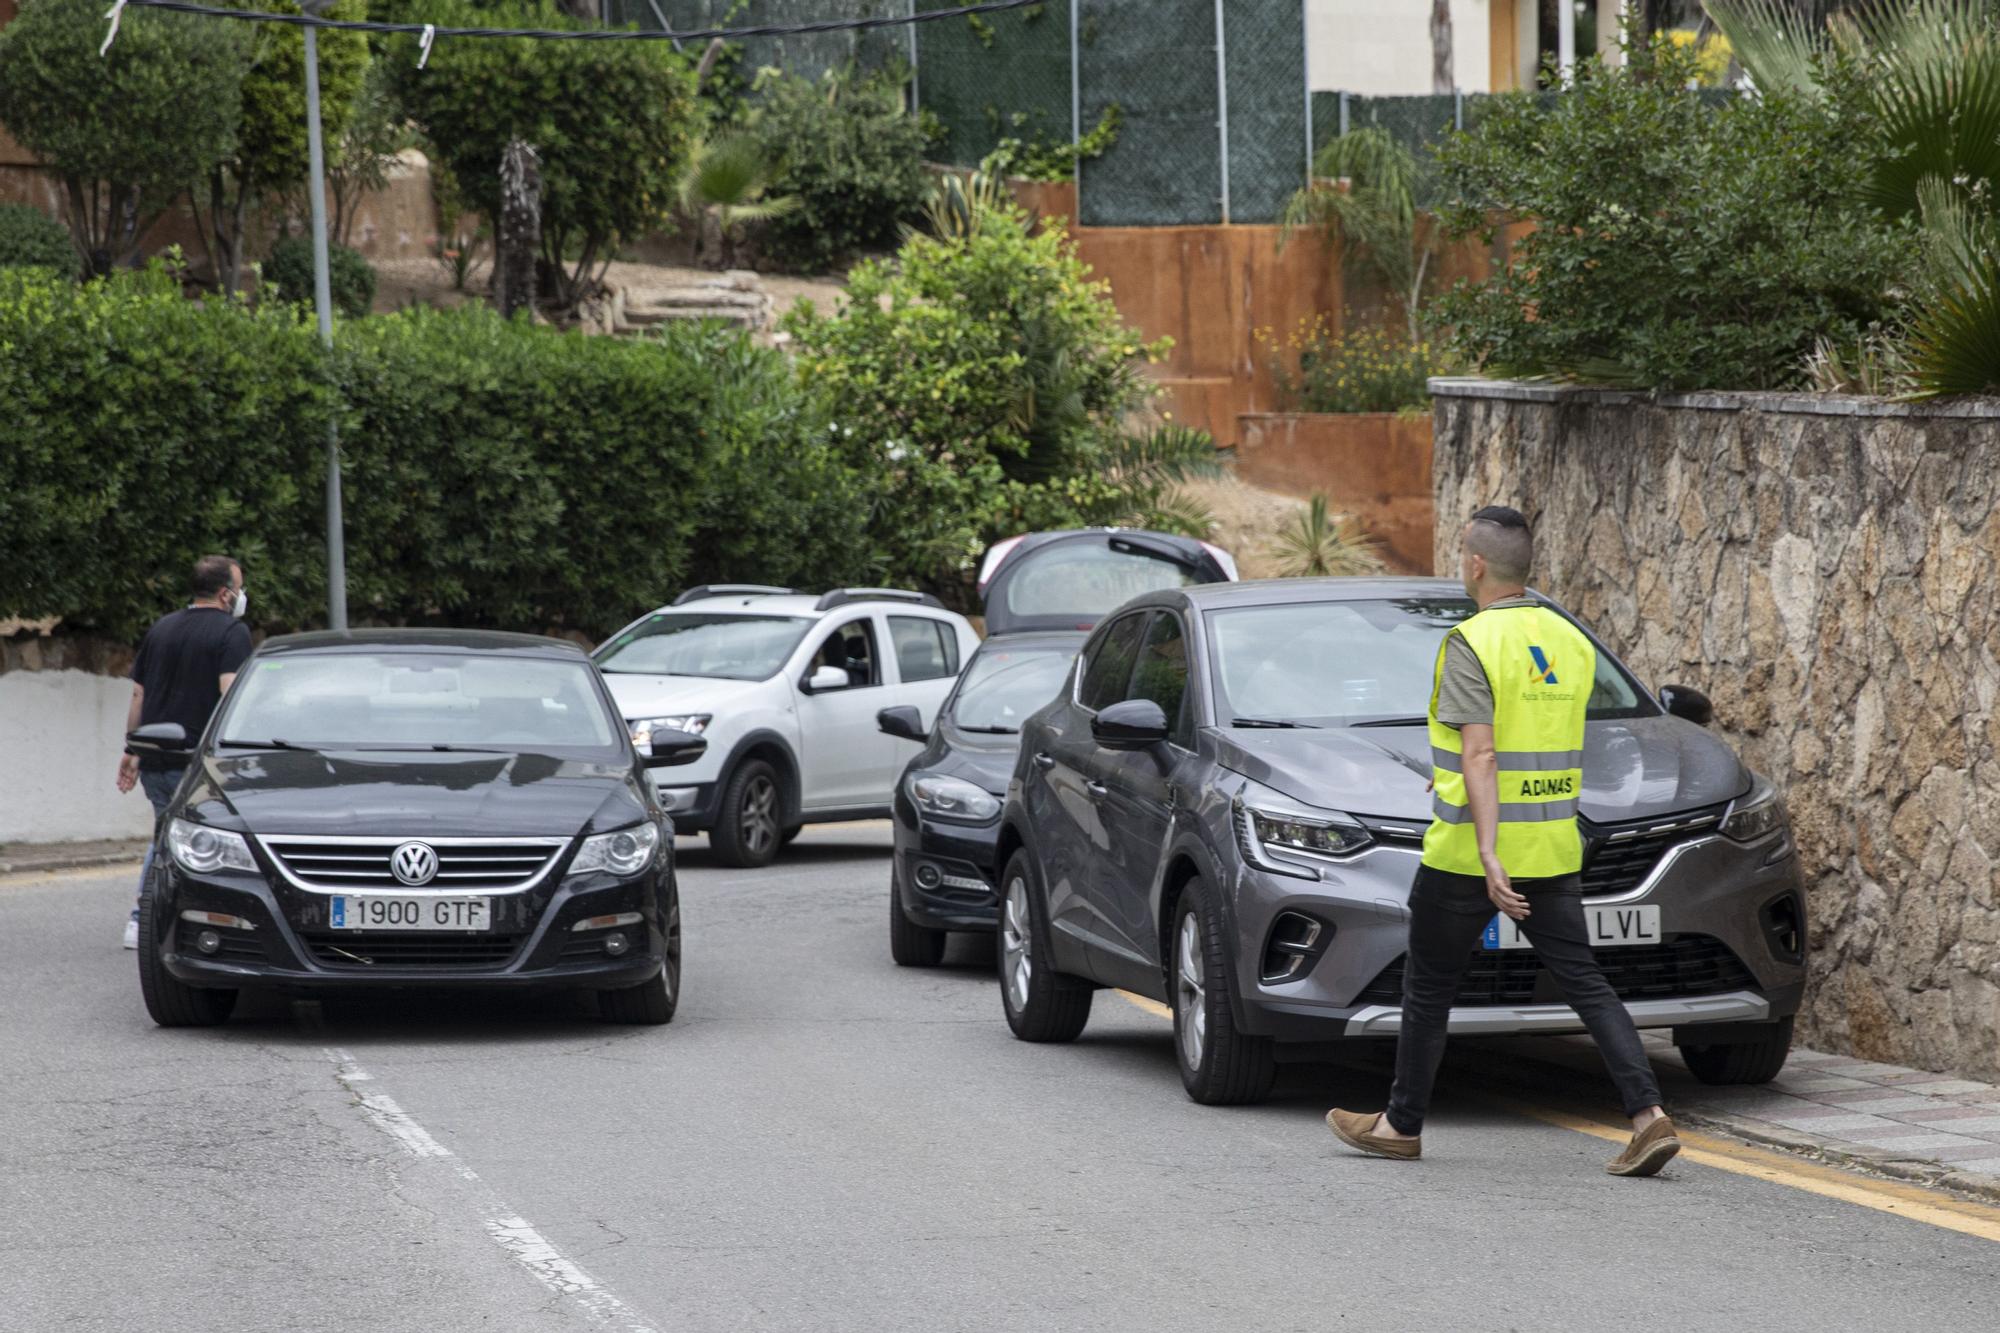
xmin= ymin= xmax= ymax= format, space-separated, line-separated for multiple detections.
xmin=1673 ymin=1106 xmax=2000 ymax=1206
xmin=0 ymin=844 xmax=147 ymax=878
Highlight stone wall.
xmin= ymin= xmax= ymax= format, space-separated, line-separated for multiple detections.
xmin=1430 ymin=379 xmax=2000 ymax=1079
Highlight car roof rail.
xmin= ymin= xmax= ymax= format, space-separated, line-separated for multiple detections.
xmin=671 ymin=584 xmax=797 ymax=606
xmin=813 ymin=588 xmax=945 ymax=612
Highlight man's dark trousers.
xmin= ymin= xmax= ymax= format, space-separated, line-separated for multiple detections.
xmin=1384 ymin=865 xmax=1663 ymax=1136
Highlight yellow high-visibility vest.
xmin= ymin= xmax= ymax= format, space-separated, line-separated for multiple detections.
xmin=1423 ymin=604 xmax=1594 ymax=877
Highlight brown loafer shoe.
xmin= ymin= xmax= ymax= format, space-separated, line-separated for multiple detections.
xmin=1606 ymin=1116 xmax=1681 ymax=1177
xmin=1326 ymin=1108 xmax=1420 ymax=1160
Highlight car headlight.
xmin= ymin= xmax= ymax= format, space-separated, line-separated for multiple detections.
xmin=1722 ymin=774 xmax=1787 ymax=843
xmin=567 ymin=822 xmax=663 ymax=879
xmin=629 ymin=715 xmax=709 ymax=749
xmin=166 ymin=818 xmax=257 ymax=875
xmin=908 ymin=774 xmax=1001 ymax=823
xmin=1235 ymin=788 xmax=1371 ymax=879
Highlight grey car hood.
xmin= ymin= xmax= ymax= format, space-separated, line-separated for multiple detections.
xmin=1211 ymin=716 xmax=1749 ymax=825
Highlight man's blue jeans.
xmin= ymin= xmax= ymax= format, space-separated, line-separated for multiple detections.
xmin=134 ymin=765 xmax=188 ymax=913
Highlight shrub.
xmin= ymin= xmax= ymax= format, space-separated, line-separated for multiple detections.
xmin=0 ymin=0 xmax=246 ymax=275
xmin=0 ymin=266 xmax=870 ymax=640
xmin=743 ymin=65 xmax=932 ymax=273
xmin=262 ymin=236 xmax=378 ymax=320
xmin=1270 ymin=320 xmax=1447 ymax=413
xmin=0 ymin=204 xmax=80 ymax=280
xmin=785 ymin=200 xmax=1204 ymax=601
xmin=386 ymin=0 xmax=700 ymax=309
xmin=1431 ymin=36 xmax=1912 ymax=391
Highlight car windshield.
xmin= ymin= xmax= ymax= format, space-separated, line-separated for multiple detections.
xmin=1205 ymin=597 xmax=1654 ymax=728
xmin=999 ymin=543 xmax=1199 ymax=626
xmin=218 ymin=652 xmax=621 ymax=750
xmin=594 ymin=613 xmax=812 ymax=681
xmin=951 ymin=643 xmax=1077 ymax=732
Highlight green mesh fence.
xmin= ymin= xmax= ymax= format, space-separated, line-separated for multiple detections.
xmin=603 ymin=1 xmax=1316 ymax=227
xmin=604 ymin=0 xmax=908 ymax=83
xmin=1076 ymin=0 xmax=1222 ymax=226
xmin=915 ymin=1 xmax=1071 ymax=169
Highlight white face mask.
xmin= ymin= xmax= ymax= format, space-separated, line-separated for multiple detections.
xmin=230 ymin=589 xmax=247 ymax=619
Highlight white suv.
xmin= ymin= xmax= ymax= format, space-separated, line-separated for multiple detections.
xmin=594 ymin=587 xmax=980 ymax=867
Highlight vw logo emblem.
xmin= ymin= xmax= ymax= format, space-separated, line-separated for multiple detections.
xmin=391 ymin=841 xmax=439 ymax=886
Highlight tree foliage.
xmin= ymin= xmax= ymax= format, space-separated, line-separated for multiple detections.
xmin=785 ymin=198 xmax=1215 ymax=603
xmin=1430 ymin=34 xmax=1911 ymax=391
xmin=0 ymin=0 xmax=245 ymax=274
xmin=741 ymin=64 xmax=933 ymax=273
xmin=387 ymin=0 xmax=700 ymax=310
xmin=0 ymin=203 xmax=82 ymax=281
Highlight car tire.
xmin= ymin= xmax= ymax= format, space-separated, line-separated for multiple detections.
xmin=600 ymin=884 xmax=680 ymax=1026
xmin=711 ymin=759 xmax=782 ymax=868
xmin=999 ymin=850 xmax=1092 ymax=1042
xmin=889 ymin=868 xmax=948 ymax=967
xmin=1679 ymin=1015 xmax=1793 ymax=1085
xmin=136 ymin=885 xmax=237 ymax=1028
xmin=1171 ymin=877 xmax=1276 ymax=1106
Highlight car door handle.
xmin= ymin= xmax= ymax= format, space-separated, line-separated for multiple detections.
xmin=1033 ymin=752 xmax=1055 ymax=769
xmin=1086 ymin=780 xmax=1108 ymax=797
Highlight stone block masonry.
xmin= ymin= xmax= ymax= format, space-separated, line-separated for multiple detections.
xmin=1430 ymin=379 xmax=2000 ymax=1082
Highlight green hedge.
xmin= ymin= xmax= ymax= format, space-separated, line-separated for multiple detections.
xmin=0 ymin=204 xmax=80 ymax=280
xmin=0 ymin=267 xmax=869 ymax=641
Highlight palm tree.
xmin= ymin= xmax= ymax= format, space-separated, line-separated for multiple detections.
xmin=675 ymin=133 xmax=800 ymax=270
xmin=1273 ymin=495 xmax=1383 ymax=578
xmin=1281 ymin=128 xmax=1438 ymax=345
xmin=1706 ymin=0 xmax=2000 ymax=394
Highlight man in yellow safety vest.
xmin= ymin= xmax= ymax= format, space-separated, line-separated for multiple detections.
xmin=1326 ymin=505 xmax=1680 ymax=1177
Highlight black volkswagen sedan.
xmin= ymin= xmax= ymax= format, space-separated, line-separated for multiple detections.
xmin=127 ymin=630 xmax=699 ymax=1028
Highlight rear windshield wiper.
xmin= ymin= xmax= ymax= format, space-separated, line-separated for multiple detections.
xmin=1231 ymin=717 xmax=1319 ymax=730
xmin=217 ymin=737 xmax=316 ymax=751
xmin=1350 ymin=716 xmax=1430 ymax=728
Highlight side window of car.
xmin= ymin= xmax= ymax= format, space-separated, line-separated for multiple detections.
xmin=1129 ymin=612 xmax=1193 ymax=746
xmin=888 ymin=616 xmax=959 ymax=683
xmin=811 ymin=619 xmax=880 ymax=689
xmin=1077 ymin=613 xmax=1147 ymax=712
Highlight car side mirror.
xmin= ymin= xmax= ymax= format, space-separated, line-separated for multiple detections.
xmin=1659 ymin=684 xmax=1714 ymax=726
xmin=1092 ymin=698 xmax=1170 ymax=750
xmin=126 ymin=722 xmax=191 ymax=756
xmin=804 ymin=665 xmax=850 ymax=694
xmin=877 ymin=705 xmax=926 ymax=743
xmin=644 ymin=733 xmax=707 ymax=768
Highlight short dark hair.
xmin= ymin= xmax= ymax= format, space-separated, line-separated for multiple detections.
xmin=191 ymin=554 xmax=241 ymax=600
xmin=1464 ymin=506 xmax=1532 ymax=583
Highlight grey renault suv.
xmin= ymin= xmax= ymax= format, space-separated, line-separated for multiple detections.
xmin=995 ymin=578 xmax=1806 ymax=1105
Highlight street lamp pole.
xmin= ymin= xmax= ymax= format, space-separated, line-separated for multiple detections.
xmin=301 ymin=4 xmax=347 ymax=630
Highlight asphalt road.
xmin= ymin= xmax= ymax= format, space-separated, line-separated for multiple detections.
xmin=6 ymin=823 xmax=2000 ymax=1333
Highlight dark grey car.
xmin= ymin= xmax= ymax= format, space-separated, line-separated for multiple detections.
xmin=995 ymin=578 xmax=1806 ymax=1105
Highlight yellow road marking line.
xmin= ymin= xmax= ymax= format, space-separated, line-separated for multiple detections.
xmin=1118 ymin=989 xmax=1172 ymax=1020
xmin=1114 ymin=987 xmax=2000 ymax=1243
xmin=1491 ymin=1096 xmax=2000 ymax=1244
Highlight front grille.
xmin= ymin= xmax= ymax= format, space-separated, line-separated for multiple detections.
xmin=1356 ymin=934 xmax=1757 ymax=1007
xmin=1578 ymin=808 xmax=1724 ymax=896
xmin=261 ymin=837 xmax=567 ymax=892
xmin=303 ymin=933 xmax=524 ymax=969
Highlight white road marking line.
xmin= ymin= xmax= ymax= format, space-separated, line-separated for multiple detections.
xmin=327 ymin=1048 xmax=663 ymax=1332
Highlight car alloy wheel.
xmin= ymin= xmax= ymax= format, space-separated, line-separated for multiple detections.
xmin=1175 ymin=912 xmax=1206 ymax=1072
xmin=1002 ymin=873 xmax=1033 ymax=1014
xmin=997 ymin=849 xmax=1092 ymax=1042
xmin=740 ymin=774 xmax=778 ymax=857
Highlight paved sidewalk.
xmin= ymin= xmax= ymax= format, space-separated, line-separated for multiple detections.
xmin=0 ymin=838 xmax=149 ymax=877
xmin=1512 ymin=1031 xmax=2000 ymax=1201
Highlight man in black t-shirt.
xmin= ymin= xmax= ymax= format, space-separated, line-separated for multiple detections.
xmin=118 ymin=555 xmax=253 ymax=948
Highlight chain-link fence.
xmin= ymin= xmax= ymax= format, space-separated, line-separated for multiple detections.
xmin=598 ymin=3 xmax=1321 ymax=226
